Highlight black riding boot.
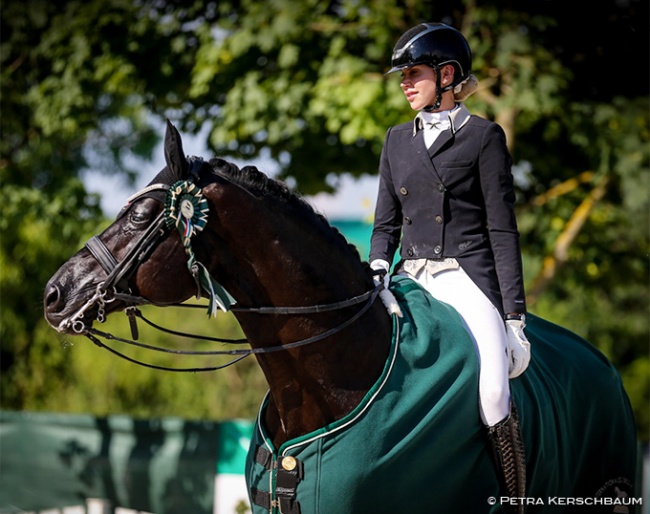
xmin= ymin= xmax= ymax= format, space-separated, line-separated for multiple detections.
xmin=487 ymin=401 xmax=527 ymax=514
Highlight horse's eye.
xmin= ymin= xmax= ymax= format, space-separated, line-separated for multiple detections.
xmin=129 ymin=209 xmax=151 ymax=225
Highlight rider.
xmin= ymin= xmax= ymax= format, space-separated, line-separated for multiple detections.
xmin=369 ymin=22 xmax=530 ymax=510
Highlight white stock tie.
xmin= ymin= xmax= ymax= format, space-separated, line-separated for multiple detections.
xmin=422 ymin=113 xmax=451 ymax=148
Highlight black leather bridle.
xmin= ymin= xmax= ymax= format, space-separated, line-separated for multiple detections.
xmin=63 ymin=165 xmax=381 ymax=372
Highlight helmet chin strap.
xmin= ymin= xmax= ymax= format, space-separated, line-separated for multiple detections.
xmin=423 ymin=64 xmax=453 ymax=112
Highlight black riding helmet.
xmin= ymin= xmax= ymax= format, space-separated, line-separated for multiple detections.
xmin=388 ymin=23 xmax=472 ymax=111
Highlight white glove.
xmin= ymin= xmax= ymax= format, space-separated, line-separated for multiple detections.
xmin=505 ymin=317 xmax=531 ymax=378
xmin=370 ymin=259 xmax=403 ymax=318
xmin=370 ymin=259 xmax=390 ymax=289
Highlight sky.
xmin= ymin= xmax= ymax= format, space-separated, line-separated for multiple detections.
xmin=84 ymin=130 xmax=379 ymax=222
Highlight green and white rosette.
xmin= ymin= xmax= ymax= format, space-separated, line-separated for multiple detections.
xmin=164 ymin=180 xmax=233 ymax=316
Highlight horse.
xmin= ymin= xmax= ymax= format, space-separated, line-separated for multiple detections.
xmin=44 ymin=121 xmax=638 ymax=514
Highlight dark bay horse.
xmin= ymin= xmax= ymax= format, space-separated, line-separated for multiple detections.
xmin=44 ymin=122 xmax=638 ymax=513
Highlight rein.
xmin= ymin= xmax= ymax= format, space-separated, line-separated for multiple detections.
xmin=84 ymin=285 xmax=381 ymax=372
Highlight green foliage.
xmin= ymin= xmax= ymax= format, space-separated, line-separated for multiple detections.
xmin=0 ymin=180 xmax=102 ymax=408
xmin=40 ymin=307 xmax=267 ymax=420
xmin=1 ymin=0 xmax=647 ymax=442
xmin=188 ymin=0 xmax=457 ymax=192
xmin=4 ymin=303 xmax=267 ymax=420
xmin=466 ymin=7 xmax=567 ymax=120
xmin=517 ymin=93 xmax=649 ymax=438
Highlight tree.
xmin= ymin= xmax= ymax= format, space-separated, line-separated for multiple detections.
xmin=1 ymin=0 xmax=647 ymax=438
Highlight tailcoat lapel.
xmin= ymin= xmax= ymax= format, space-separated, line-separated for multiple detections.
xmin=412 ymin=129 xmax=441 ymax=180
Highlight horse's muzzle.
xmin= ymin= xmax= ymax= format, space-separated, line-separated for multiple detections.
xmin=43 ymin=279 xmax=93 ymax=334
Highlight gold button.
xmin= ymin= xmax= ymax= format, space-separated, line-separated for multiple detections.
xmin=281 ymin=456 xmax=297 ymax=471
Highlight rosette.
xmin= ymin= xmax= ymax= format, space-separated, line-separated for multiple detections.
xmin=164 ymin=180 xmax=209 ymax=246
xmin=164 ymin=180 xmax=233 ymax=316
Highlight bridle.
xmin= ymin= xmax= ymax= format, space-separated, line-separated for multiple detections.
xmin=62 ymin=159 xmax=382 ymax=372
xmin=57 ymin=182 xmax=172 ymax=337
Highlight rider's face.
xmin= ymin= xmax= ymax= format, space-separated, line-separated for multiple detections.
xmin=399 ymin=64 xmax=455 ymax=111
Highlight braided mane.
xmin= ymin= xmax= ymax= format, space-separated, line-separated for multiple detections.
xmin=207 ymin=158 xmax=366 ymax=264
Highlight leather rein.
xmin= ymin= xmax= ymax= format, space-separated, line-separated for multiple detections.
xmin=67 ymin=169 xmax=381 ymax=372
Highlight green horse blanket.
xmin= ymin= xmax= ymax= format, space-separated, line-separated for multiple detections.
xmin=246 ymin=276 xmax=637 ymax=514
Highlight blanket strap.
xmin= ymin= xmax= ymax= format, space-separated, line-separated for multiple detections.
xmin=251 ymin=446 xmax=303 ymax=514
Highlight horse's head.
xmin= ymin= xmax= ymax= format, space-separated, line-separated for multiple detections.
xmin=44 ymin=120 xmax=375 ymax=336
xmin=44 ymin=121 xmax=218 ymax=334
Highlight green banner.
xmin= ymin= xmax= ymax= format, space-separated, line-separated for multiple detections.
xmin=0 ymin=411 xmax=254 ymax=514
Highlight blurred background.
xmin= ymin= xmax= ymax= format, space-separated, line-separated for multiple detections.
xmin=1 ymin=0 xmax=648 ymax=512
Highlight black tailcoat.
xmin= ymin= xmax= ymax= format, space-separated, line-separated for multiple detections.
xmin=370 ymin=104 xmax=526 ymax=316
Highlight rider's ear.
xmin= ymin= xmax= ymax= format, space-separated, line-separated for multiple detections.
xmin=164 ymin=119 xmax=189 ymax=180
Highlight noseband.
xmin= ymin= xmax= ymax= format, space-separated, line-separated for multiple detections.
xmin=60 ymin=189 xmax=169 ymax=336
xmin=84 ymin=196 xmax=169 ymax=335
xmin=87 ymin=188 xmax=169 ymax=294
xmin=62 ymin=159 xmax=382 ymax=372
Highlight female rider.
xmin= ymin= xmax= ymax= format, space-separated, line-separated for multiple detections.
xmin=369 ymin=22 xmax=530 ymax=511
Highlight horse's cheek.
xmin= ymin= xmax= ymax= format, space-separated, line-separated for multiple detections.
xmin=136 ymin=246 xmax=195 ymax=303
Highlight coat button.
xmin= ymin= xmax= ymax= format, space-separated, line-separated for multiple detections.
xmin=404 ymin=217 xmax=412 ymax=225
xmin=400 ymin=187 xmax=408 ymax=195
xmin=435 ymin=215 xmax=443 ymax=224
xmin=407 ymin=248 xmax=414 ymax=257
xmin=434 ymin=245 xmax=442 ymax=254
xmin=437 ymin=183 xmax=446 ymax=192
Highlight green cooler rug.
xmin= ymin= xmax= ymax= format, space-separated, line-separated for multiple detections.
xmin=246 ymin=276 xmax=637 ymax=514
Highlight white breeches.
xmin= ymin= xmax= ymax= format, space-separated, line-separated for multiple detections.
xmin=399 ymin=266 xmax=510 ymax=426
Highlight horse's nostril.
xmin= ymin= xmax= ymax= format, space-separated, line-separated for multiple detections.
xmin=44 ymin=284 xmax=63 ymax=312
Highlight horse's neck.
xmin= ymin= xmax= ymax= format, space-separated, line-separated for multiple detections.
xmin=219 ymin=242 xmax=392 ymax=447
xmin=204 ymin=189 xmax=392 ymax=446
xmin=240 ymin=297 xmax=392 ymax=447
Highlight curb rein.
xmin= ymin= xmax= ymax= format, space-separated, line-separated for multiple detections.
xmin=67 ymin=159 xmax=382 ymax=372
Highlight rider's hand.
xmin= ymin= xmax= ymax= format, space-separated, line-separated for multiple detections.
xmin=370 ymin=259 xmax=390 ymax=291
xmin=370 ymin=259 xmax=402 ymax=318
xmin=505 ymin=315 xmax=531 ymax=378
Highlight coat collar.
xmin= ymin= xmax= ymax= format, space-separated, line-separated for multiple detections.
xmin=412 ymin=103 xmax=471 ymax=137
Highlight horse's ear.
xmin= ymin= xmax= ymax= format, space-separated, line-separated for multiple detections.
xmin=164 ymin=119 xmax=189 ymax=179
